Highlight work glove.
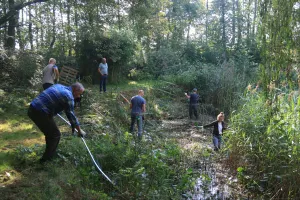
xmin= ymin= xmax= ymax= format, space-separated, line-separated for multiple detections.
xmin=78 ymin=130 xmax=86 ymax=137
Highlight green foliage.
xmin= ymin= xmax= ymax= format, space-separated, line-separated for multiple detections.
xmin=225 ymin=88 xmax=300 ymax=199
xmin=259 ymin=0 xmax=299 ymax=93
xmin=0 ymin=50 xmax=44 ymax=89
xmin=77 ymin=30 xmax=136 ymax=83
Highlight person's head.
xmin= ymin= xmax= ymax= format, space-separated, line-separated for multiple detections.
xmin=49 ymin=58 xmax=56 ymax=64
xmin=71 ymin=82 xmax=85 ymax=99
xmin=217 ymin=112 xmax=224 ymax=122
xmin=102 ymin=58 xmax=106 ymax=64
xmin=138 ymin=90 xmax=144 ymax=96
xmin=193 ymin=88 xmax=197 ymax=93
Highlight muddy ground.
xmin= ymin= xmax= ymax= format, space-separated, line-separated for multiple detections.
xmin=151 ymin=116 xmax=251 ymax=200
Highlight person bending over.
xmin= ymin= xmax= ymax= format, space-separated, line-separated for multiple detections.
xmin=28 ymin=82 xmax=86 ymax=163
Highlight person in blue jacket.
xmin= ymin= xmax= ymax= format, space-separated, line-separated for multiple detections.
xmin=28 ymin=82 xmax=85 ymax=163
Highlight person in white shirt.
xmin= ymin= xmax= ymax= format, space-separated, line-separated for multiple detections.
xmin=98 ymin=58 xmax=108 ymax=93
xmin=203 ymin=112 xmax=226 ymax=151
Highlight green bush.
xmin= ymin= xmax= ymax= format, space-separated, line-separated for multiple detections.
xmin=0 ymin=50 xmax=44 ymax=89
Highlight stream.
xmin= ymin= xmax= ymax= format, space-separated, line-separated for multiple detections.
xmin=152 ymin=119 xmax=250 ymax=200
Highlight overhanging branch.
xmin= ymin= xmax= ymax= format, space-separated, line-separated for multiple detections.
xmin=0 ymin=0 xmax=50 ymax=26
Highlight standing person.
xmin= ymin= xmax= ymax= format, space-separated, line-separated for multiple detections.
xmin=42 ymin=58 xmax=59 ymax=90
xmin=28 ymin=82 xmax=86 ymax=163
xmin=98 ymin=58 xmax=108 ymax=93
xmin=185 ymin=88 xmax=199 ymax=120
xmin=203 ymin=112 xmax=226 ymax=151
xmin=130 ymin=90 xmax=146 ymax=138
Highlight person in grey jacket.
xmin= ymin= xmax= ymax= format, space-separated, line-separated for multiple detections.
xmin=42 ymin=58 xmax=59 ymax=90
xmin=203 ymin=112 xmax=226 ymax=151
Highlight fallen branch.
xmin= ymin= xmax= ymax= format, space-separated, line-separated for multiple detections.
xmin=120 ymin=93 xmax=130 ymax=105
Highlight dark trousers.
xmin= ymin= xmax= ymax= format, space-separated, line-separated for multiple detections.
xmin=28 ymin=105 xmax=61 ymax=161
xmin=100 ymin=75 xmax=108 ymax=92
xmin=43 ymin=83 xmax=53 ymax=90
xmin=130 ymin=113 xmax=143 ymax=138
xmin=189 ymin=104 xmax=198 ymax=119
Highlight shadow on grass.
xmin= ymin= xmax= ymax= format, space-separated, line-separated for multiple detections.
xmin=0 ymin=128 xmax=44 ymax=150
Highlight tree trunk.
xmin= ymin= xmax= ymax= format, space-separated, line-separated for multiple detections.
xmin=220 ymin=0 xmax=226 ymax=60
xmin=59 ymin=0 xmax=65 ymax=54
xmin=5 ymin=0 xmax=16 ymax=50
xmin=1 ymin=0 xmax=7 ymax=46
xmin=16 ymin=10 xmax=24 ymax=50
xmin=252 ymin=0 xmax=257 ymax=38
xmin=49 ymin=0 xmax=56 ymax=49
xmin=232 ymin=0 xmax=236 ymax=47
xmin=35 ymin=6 xmax=39 ymax=48
xmin=205 ymin=0 xmax=209 ymax=44
xmin=237 ymin=0 xmax=242 ymax=47
xmin=67 ymin=0 xmax=71 ymax=56
xmin=246 ymin=0 xmax=251 ymax=45
xmin=40 ymin=5 xmax=44 ymax=48
xmin=74 ymin=0 xmax=79 ymax=57
xmin=28 ymin=5 xmax=33 ymax=50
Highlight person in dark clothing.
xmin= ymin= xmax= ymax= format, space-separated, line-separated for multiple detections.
xmin=185 ymin=88 xmax=199 ymax=120
xmin=203 ymin=112 xmax=226 ymax=151
xmin=28 ymin=82 xmax=86 ymax=163
xmin=130 ymin=90 xmax=146 ymax=138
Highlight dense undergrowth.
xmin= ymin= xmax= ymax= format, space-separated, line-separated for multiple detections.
xmin=225 ymin=84 xmax=300 ymax=199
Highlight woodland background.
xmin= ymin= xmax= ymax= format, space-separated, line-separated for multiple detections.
xmin=0 ymin=0 xmax=300 ymax=199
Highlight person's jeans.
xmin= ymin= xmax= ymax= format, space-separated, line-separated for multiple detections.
xmin=130 ymin=113 xmax=143 ymax=138
xmin=100 ymin=75 xmax=108 ymax=92
xmin=213 ymin=135 xmax=221 ymax=151
xmin=28 ymin=105 xmax=61 ymax=161
xmin=189 ymin=104 xmax=198 ymax=119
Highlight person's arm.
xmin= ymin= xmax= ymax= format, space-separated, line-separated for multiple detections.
xmin=98 ymin=64 xmax=102 ymax=75
xmin=184 ymin=93 xmax=190 ymax=98
xmin=65 ymin=98 xmax=85 ymax=136
xmin=53 ymin=65 xmax=59 ymax=82
xmin=54 ymin=67 xmax=59 ymax=79
xmin=203 ymin=121 xmax=217 ymax=128
xmin=142 ymin=104 xmax=146 ymax=112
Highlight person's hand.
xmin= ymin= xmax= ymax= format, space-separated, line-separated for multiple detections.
xmin=184 ymin=93 xmax=187 ymax=96
xmin=78 ymin=130 xmax=86 ymax=137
